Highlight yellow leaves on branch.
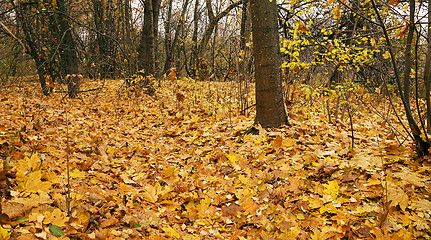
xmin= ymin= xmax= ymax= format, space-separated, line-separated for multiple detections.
xmin=333 ymin=6 xmax=341 ymax=20
xmin=383 ymin=51 xmax=391 ymax=59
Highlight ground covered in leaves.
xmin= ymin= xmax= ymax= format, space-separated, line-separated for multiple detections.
xmin=0 ymin=78 xmax=430 ymax=239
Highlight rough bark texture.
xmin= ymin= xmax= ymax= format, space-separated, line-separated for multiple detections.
xmin=138 ymin=0 xmax=155 ymax=76
xmin=250 ymin=0 xmax=287 ymax=128
xmin=138 ymin=0 xmax=161 ymax=77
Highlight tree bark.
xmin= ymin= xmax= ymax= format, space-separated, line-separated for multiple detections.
xmin=56 ymin=0 xmax=80 ymax=98
xmin=250 ymin=0 xmax=287 ymax=127
xmin=12 ymin=0 xmax=53 ymax=95
xmin=190 ymin=0 xmax=200 ymax=77
xmin=138 ymin=0 xmax=161 ymax=77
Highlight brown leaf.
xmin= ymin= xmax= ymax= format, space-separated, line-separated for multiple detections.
xmin=100 ymin=217 xmax=119 ymax=228
xmin=2 ymin=202 xmax=32 ymax=219
xmin=272 ymin=135 xmax=283 ymax=149
xmin=387 ymin=187 xmax=409 ymax=211
xmin=176 ymin=92 xmax=185 ymax=103
xmin=222 ymin=203 xmax=242 ymax=217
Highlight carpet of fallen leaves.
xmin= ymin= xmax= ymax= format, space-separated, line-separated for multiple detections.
xmin=0 ymin=77 xmax=430 ymax=240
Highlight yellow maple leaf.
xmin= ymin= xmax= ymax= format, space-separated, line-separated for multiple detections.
xmin=279 ymin=227 xmax=300 ymax=239
xmin=0 ymin=225 xmax=10 ymax=240
xmin=43 ymin=208 xmax=69 ymax=227
xmin=163 ymin=166 xmax=177 ymax=178
xmin=16 ymin=170 xmax=51 ymax=193
xmin=70 ymin=169 xmax=86 ymax=179
xmin=354 ymin=204 xmax=379 ymax=216
xmin=16 ymin=154 xmax=41 ymax=175
xmin=163 ymin=225 xmax=180 ymax=239
xmin=323 ymin=181 xmax=339 ymax=197
xmin=226 ymin=152 xmax=239 ymax=163
xmin=142 ymin=184 xmax=171 ymax=203
xmin=106 ymin=147 xmax=115 ymax=155
xmin=282 ymin=138 xmax=296 ymax=148
xmin=272 ymin=135 xmax=283 ymax=149
xmin=12 ymin=192 xmax=52 ymax=207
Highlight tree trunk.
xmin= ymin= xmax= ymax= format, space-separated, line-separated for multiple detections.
xmin=250 ymin=0 xmax=287 ymax=127
xmin=238 ymin=0 xmax=250 ymax=114
xmin=190 ymin=0 xmax=200 ymax=77
xmin=92 ymin=0 xmax=110 ymax=78
xmin=152 ymin=0 xmax=161 ymax=77
xmin=138 ymin=0 xmax=155 ymax=76
xmin=56 ymin=0 xmax=80 ymax=98
xmin=12 ymin=0 xmax=52 ymax=95
xmin=138 ymin=0 xmax=161 ymax=77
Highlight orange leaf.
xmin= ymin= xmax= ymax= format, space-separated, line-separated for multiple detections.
xmin=168 ymin=68 xmax=177 ymax=82
xmin=272 ymin=135 xmax=283 ymax=149
xmin=297 ymin=21 xmax=307 ymax=33
xmin=398 ymin=20 xmax=409 ymax=39
xmin=389 ymin=0 xmax=400 ymax=6
xmin=100 ymin=218 xmax=119 ymax=228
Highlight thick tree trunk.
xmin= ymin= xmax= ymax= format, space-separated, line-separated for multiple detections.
xmin=138 ymin=0 xmax=161 ymax=77
xmin=250 ymin=0 xmax=287 ymax=127
xmin=57 ymin=0 xmax=80 ymax=98
xmin=138 ymin=0 xmax=155 ymax=76
xmin=92 ymin=0 xmax=110 ymax=78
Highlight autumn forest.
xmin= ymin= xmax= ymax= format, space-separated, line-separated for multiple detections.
xmin=0 ymin=0 xmax=431 ymax=239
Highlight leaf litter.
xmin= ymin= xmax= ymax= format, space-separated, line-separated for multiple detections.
xmin=0 ymin=79 xmax=430 ymax=239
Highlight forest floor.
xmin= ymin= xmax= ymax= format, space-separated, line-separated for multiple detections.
xmin=0 ymin=78 xmax=430 ymax=240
